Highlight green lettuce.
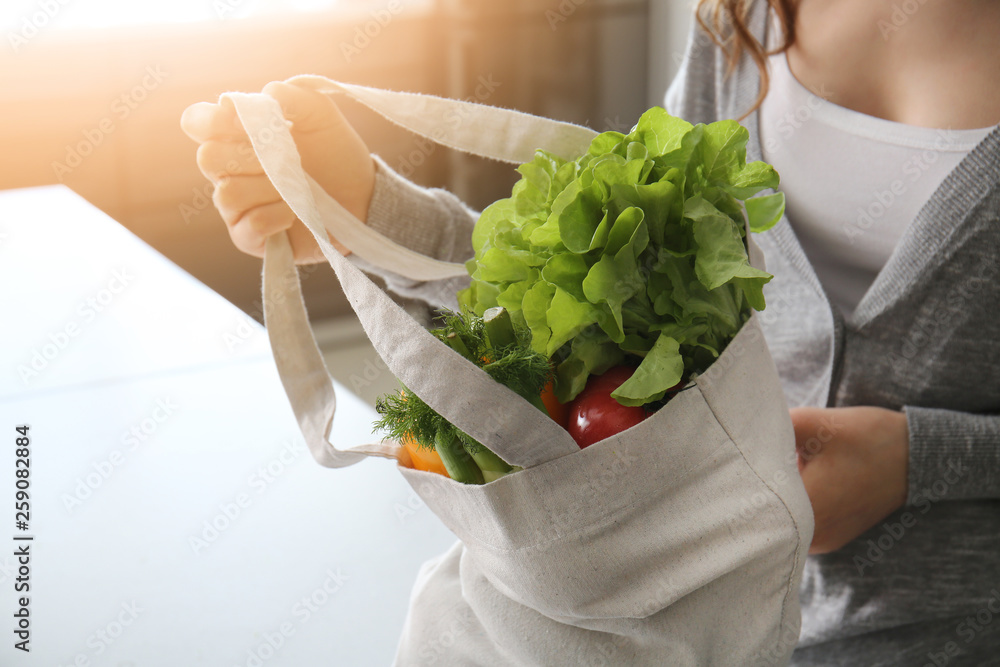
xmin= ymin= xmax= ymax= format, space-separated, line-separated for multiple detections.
xmin=457 ymin=108 xmax=784 ymax=406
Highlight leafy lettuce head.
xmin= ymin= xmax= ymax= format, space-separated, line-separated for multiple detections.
xmin=457 ymin=108 xmax=785 ymax=406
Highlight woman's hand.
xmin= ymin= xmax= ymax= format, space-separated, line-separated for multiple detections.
xmin=791 ymin=406 xmax=910 ymax=555
xmin=180 ymin=80 xmax=376 ymax=264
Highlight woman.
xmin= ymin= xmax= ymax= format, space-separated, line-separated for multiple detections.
xmin=181 ymin=0 xmax=1000 ymax=662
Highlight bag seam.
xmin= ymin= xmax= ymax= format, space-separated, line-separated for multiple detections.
xmin=703 ymin=400 xmax=805 ymax=660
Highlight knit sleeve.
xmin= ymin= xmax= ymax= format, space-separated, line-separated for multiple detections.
xmin=903 ymin=406 xmax=1000 ymax=503
xmin=348 ymin=154 xmax=477 ymax=310
xmin=662 ymin=6 xmax=725 ymax=124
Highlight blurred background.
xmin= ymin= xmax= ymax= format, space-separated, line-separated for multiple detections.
xmin=1 ymin=2 xmax=699 ymax=663
xmin=1 ymin=0 xmax=694 ymax=401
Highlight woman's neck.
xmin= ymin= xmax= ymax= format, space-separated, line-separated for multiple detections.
xmin=785 ymin=0 xmax=1000 ymax=129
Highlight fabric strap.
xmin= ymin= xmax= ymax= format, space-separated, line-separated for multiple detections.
xmin=223 ymin=79 xmax=597 ymax=469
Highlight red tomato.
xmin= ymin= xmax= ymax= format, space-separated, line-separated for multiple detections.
xmin=566 ymin=366 xmax=650 ymax=448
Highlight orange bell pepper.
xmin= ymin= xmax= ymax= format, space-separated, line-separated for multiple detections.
xmin=401 ymin=435 xmax=449 ymax=477
xmin=541 ymin=379 xmax=568 ymax=428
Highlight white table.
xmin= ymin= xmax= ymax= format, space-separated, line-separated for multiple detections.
xmin=0 ymin=186 xmax=456 ymax=666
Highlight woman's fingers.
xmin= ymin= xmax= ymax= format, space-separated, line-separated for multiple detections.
xmin=227 ymin=201 xmax=296 ymax=257
xmin=285 ymin=219 xmax=350 ymax=263
xmin=265 ymin=80 xmax=376 ymax=223
xmin=181 ymin=82 xmax=366 ymax=264
xmin=196 ymin=140 xmax=263 ymax=183
xmin=213 ymin=174 xmax=283 ymax=227
xmin=180 ymin=99 xmax=246 ymax=143
xmin=262 ymin=81 xmax=350 ymax=135
xmin=790 ymin=407 xmax=826 ymax=466
xmin=228 ymin=202 xmax=348 ymax=263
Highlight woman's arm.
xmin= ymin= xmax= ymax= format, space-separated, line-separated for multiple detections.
xmin=350 ymin=156 xmax=477 ymax=310
xmin=904 ymin=407 xmax=1000 ymax=503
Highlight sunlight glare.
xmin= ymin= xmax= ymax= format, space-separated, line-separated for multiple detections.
xmin=1 ymin=0 xmax=357 ymax=32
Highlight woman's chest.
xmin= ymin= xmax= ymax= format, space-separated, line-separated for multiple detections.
xmin=788 ymin=0 xmax=1000 ymax=131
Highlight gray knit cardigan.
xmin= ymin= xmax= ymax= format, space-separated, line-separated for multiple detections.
xmin=355 ymin=2 xmax=1000 ymax=662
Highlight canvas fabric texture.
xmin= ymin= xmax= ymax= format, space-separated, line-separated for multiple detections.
xmin=223 ymin=78 xmax=814 ymax=666
xmin=283 ymin=4 xmax=1000 ymax=662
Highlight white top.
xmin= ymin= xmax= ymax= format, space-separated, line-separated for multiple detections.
xmin=758 ymin=52 xmax=992 ymax=319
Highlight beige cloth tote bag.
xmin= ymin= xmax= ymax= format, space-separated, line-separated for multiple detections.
xmin=224 ymin=76 xmax=813 ymax=666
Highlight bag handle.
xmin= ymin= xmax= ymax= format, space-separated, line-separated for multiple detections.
xmin=286 ymin=75 xmax=600 ymax=165
xmin=224 ymin=79 xmax=595 ymax=469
